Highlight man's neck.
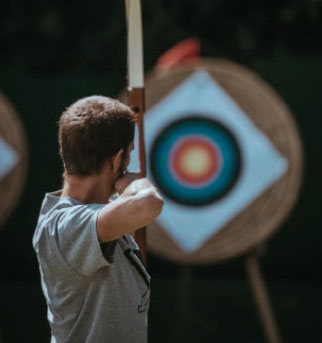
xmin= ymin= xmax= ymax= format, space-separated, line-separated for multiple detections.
xmin=61 ymin=173 xmax=114 ymax=204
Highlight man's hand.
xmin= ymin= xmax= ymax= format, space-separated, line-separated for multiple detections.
xmin=114 ymin=172 xmax=140 ymax=195
xmin=98 ymin=176 xmax=164 ymax=243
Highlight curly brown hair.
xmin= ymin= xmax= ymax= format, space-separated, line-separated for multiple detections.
xmin=58 ymin=95 xmax=136 ymax=176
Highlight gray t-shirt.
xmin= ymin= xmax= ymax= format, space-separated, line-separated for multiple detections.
xmin=32 ymin=191 xmax=150 ymax=343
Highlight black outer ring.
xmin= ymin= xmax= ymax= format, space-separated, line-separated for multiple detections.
xmin=149 ymin=116 xmax=243 ymax=207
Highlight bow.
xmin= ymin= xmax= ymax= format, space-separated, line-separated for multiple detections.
xmin=125 ymin=0 xmax=147 ymax=266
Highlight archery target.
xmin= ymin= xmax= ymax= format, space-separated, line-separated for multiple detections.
xmin=129 ymin=69 xmax=288 ymax=253
xmin=0 ymin=92 xmax=28 ymax=229
xmin=126 ymin=59 xmax=302 ymax=262
xmin=150 ymin=117 xmax=241 ymax=206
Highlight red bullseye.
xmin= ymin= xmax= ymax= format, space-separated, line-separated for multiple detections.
xmin=169 ymin=135 xmax=222 ymax=187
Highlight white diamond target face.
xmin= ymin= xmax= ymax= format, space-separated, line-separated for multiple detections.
xmin=0 ymin=137 xmax=18 ymax=180
xmin=129 ymin=70 xmax=288 ymax=252
xmin=150 ymin=117 xmax=242 ymax=206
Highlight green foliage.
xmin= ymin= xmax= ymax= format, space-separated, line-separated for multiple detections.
xmin=1 ymin=0 xmax=322 ymax=72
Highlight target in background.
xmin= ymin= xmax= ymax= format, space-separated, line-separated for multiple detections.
xmin=129 ymin=68 xmax=290 ymax=253
xmin=0 ymin=92 xmax=28 ymax=229
xmin=127 ymin=60 xmax=302 ymax=262
xmin=150 ymin=116 xmax=241 ymax=206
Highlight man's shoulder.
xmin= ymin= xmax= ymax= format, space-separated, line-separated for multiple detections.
xmin=33 ymin=192 xmax=101 ymax=249
xmin=39 ymin=192 xmax=104 ymax=221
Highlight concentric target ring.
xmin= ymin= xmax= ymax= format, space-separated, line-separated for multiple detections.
xmin=169 ymin=134 xmax=222 ymax=188
xmin=150 ymin=116 xmax=242 ymax=206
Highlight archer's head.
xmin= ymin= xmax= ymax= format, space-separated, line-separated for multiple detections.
xmin=58 ymin=95 xmax=136 ymax=178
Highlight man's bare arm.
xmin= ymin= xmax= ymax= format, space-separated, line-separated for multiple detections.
xmin=97 ymin=178 xmax=164 ymax=243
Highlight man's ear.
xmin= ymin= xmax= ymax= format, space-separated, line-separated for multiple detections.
xmin=111 ymin=149 xmax=124 ymax=173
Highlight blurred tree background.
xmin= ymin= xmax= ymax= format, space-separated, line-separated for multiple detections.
xmin=0 ymin=0 xmax=321 ymax=342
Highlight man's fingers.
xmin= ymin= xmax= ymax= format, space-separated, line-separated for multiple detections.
xmin=115 ymin=172 xmax=141 ymax=194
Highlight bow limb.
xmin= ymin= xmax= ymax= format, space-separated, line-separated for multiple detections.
xmin=126 ymin=0 xmax=147 ymax=266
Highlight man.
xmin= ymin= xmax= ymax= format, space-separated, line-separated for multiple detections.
xmin=33 ymin=95 xmax=164 ymax=343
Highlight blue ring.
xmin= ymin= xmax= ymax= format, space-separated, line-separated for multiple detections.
xmin=150 ymin=117 xmax=242 ymax=206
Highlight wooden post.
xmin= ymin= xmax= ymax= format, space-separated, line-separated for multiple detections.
xmin=245 ymin=253 xmax=282 ymax=343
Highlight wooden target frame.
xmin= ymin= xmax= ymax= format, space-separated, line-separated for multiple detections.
xmin=0 ymin=92 xmax=28 ymax=228
xmin=145 ymin=59 xmax=303 ymax=265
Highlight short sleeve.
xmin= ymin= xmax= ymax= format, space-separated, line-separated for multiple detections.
xmin=56 ymin=204 xmax=112 ymax=277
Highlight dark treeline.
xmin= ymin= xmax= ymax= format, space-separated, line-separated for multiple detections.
xmin=1 ymin=0 xmax=322 ymax=72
